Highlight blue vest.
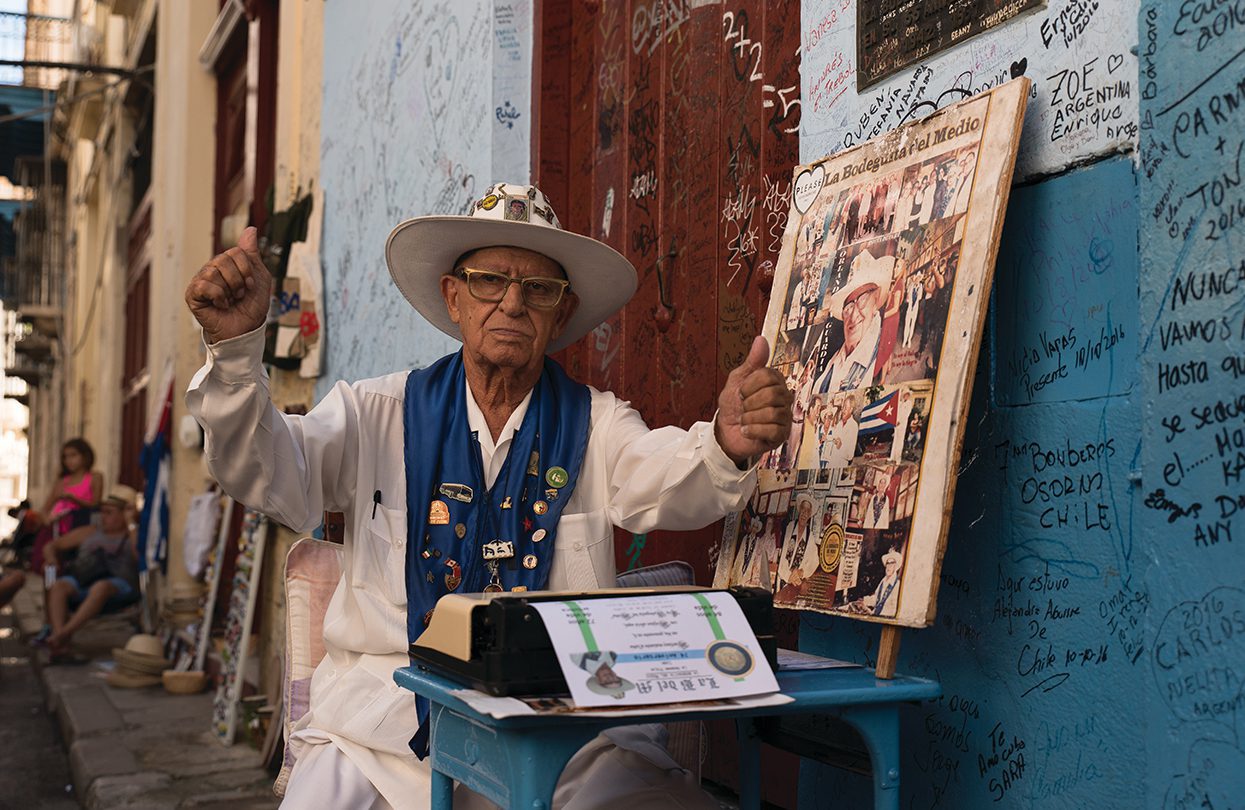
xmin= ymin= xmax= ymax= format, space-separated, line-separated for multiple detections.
xmin=402 ymin=351 xmax=591 ymax=754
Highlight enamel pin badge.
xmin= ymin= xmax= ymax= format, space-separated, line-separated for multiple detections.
xmin=482 ymin=539 xmax=516 ymax=561
xmin=439 ymin=483 xmax=474 ymax=503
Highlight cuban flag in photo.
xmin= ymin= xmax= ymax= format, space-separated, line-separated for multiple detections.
xmin=858 ymin=391 xmax=899 ymax=435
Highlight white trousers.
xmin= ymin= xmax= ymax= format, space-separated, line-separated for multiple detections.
xmin=280 ymin=727 xmax=719 ymax=810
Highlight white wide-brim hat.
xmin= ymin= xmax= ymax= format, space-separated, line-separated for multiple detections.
xmin=828 ymin=248 xmax=896 ymax=319
xmin=386 ymin=182 xmax=638 ymax=354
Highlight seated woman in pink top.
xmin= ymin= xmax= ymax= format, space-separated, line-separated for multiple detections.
xmin=41 ymin=438 xmax=103 ymax=536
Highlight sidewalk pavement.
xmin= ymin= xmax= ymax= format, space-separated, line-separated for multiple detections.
xmin=11 ymin=579 xmax=280 ymax=810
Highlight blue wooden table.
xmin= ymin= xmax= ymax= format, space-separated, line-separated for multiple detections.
xmin=394 ymin=665 xmax=940 ymax=810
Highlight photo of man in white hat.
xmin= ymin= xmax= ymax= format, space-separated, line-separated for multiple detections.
xmin=184 ymin=181 xmax=794 ymax=810
xmin=813 ymin=248 xmax=895 ymax=395
xmin=859 ymin=547 xmax=903 ymax=618
xmin=775 ymin=492 xmax=820 ymax=598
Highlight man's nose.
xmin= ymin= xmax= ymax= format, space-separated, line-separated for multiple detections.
xmin=498 ymin=280 xmax=527 ymax=314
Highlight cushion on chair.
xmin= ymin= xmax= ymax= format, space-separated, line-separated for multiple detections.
xmin=274 ymin=538 xmax=343 ymax=797
xmin=614 ymin=560 xmax=695 ymax=589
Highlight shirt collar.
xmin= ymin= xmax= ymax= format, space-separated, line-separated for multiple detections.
xmin=465 ymin=377 xmax=533 ymax=487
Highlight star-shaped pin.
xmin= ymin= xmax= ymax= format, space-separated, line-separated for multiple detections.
xmin=523 ymin=517 xmax=533 ymax=531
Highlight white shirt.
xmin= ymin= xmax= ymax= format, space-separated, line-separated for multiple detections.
xmin=185 ymin=326 xmax=756 ymax=809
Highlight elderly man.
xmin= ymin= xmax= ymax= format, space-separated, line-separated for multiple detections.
xmin=184 ymin=183 xmax=792 ymax=810
xmin=813 ymin=248 xmax=895 ymax=394
xmin=775 ymin=493 xmax=818 ymax=597
xmin=860 ymin=547 xmax=903 ymax=617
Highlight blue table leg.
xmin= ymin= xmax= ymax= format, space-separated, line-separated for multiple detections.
xmin=431 ymin=768 xmax=453 ymax=810
xmin=839 ymin=705 xmax=901 ymax=810
xmin=427 ymin=703 xmax=599 ymax=809
xmin=736 ymin=717 xmax=762 ymax=810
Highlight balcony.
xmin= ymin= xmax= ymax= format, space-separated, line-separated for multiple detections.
xmin=0 ymin=158 xmax=64 ymax=321
xmin=12 ymin=326 xmax=52 ymax=359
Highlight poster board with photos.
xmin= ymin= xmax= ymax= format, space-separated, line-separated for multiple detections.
xmin=714 ymin=79 xmax=1029 ymax=628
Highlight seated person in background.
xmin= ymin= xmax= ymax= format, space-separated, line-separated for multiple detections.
xmin=185 ymin=182 xmax=793 ymax=810
xmin=42 ymin=485 xmax=140 ymax=658
xmin=32 ymin=438 xmax=104 ymax=573
xmin=41 ymin=438 xmax=103 ymax=535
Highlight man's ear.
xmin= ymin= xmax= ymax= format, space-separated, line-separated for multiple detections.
xmin=552 ymin=291 xmax=580 ymax=338
xmin=441 ymin=275 xmax=461 ymax=325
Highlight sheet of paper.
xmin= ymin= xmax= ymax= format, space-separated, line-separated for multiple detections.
xmin=777 ymin=648 xmax=861 ymax=670
xmin=449 ymin=689 xmax=794 ymax=720
xmin=530 ymin=592 xmax=780 ymax=708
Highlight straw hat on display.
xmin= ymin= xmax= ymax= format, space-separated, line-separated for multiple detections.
xmin=108 ymin=634 xmax=172 ymax=688
xmin=385 ymin=182 xmax=638 ymax=353
xmin=163 ymin=581 xmax=203 ymax=629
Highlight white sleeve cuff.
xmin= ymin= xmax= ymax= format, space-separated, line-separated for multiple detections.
xmin=202 ymin=325 xmax=267 ymax=384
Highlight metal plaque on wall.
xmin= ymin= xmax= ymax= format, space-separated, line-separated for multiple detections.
xmin=857 ymin=0 xmax=1045 ymax=90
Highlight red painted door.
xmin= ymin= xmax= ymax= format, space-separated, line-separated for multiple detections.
xmin=538 ymin=0 xmax=801 ymax=585
xmin=537 ymin=2 xmax=802 ymax=804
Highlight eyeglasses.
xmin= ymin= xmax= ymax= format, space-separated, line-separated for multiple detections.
xmin=842 ymin=291 xmax=876 ymax=316
xmin=454 ymin=268 xmax=571 ymax=310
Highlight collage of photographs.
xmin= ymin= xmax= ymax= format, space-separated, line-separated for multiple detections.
xmin=725 ymin=138 xmax=984 ymax=619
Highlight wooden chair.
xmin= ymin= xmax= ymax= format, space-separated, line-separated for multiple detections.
xmin=274 ymin=537 xmax=342 ymax=797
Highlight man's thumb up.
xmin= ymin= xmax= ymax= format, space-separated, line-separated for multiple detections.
xmin=238 ymin=225 xmax=260 ymax=257
xmin=714 ymin=334 xmax=794 ymax=465
xmin=742 ymin=335 xmax=770 ymax=373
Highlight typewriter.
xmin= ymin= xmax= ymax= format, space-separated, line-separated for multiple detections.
xmin=410 ymin=586 xmax=776 ymax=696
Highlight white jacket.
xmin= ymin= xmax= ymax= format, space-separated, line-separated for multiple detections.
xmin=186 ymin=326 xmax=757 ymax=807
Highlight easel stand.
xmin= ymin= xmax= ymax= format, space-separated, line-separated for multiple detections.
xmin=875 ymin=625 xmax=901 ymax=679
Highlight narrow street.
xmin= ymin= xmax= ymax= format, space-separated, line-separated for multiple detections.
xmin=0 ymin=605 xmax=76 ymax=810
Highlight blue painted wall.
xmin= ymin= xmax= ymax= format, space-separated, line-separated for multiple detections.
xmin=795 ymin=1 xmax=1243 ymax=807
xmin=1138 ymin=2 xmax=1245 ymax=806
xmin=318 ymin=0 xmax=532 ymax=394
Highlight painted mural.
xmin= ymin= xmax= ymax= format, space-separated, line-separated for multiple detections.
xmin=800 ymin=0 xmax=1139 ymax=179
xmin=319 ymin=0 xmax=532 ymax=392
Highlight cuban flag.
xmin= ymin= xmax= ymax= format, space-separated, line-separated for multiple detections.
xmin=858 ymin=391 xmax=899 ymax=435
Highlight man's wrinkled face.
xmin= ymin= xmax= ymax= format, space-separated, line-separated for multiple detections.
xmin=797 ymin=499 xmax=813 ymax=524
xmin=842 ymin=284 xmax=880 ymax=349
xmin=884 ymin=557 xmax=900 ymax=577
xmin=441 ymin=246 xmax=578 ymax=373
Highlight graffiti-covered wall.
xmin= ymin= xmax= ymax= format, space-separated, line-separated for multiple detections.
xmin=1138 ymin=1 xmax=1245 ymax=806
xmin=318 ymin=0 xmax=532 ymax=390
xmin=800 ymin=0 xmax=1138 ymax=180
xmin=795 ymin=1 xmax=1244 ymax=808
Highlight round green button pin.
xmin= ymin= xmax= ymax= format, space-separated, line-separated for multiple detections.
xmin=545 ymin=466 xmax=569 ymax=488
